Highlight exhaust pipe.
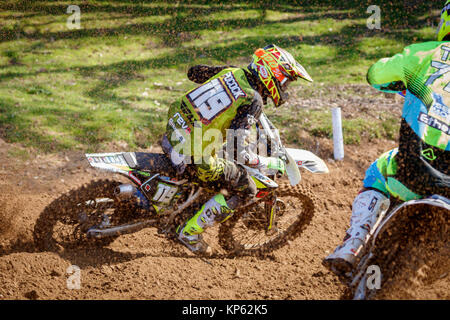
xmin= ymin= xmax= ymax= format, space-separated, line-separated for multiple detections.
xmin=114 ymin=184 xmax=137 ymax=200
xmin=114 ymin=184 xmax=151 ymax=209
xmin=114 ymin=184 xmax=151 ymax=210
xmin=87 ymin=219 xmax=157 ymax=239
xmin=87 ymin=184 xmax=156 ymax=238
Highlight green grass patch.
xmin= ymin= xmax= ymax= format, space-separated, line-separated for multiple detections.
xmin=0 ymin=0 xmax=442 ymax=152
xmin=267 ymin=107 xmax=400 ymax=146
xmin=7 ymin=146 xmax=32 ymax=161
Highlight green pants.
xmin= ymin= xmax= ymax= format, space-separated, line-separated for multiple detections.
xmin=186 ymin=155 xmax=257 ymax=201
xmin=363 ymin=148 xmax=422 ymax=201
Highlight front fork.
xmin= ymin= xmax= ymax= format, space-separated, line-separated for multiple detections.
xmin=264 ymin=174 xmax=282 ymax=235
xmin=265 ymin=193 xmax=282 ymax=235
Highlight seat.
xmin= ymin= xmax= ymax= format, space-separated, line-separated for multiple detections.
xmin=123 ymin=152 xmax=176 ymax=176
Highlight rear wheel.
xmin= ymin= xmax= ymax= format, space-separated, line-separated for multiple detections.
xmin=218 ymin=182 xmax=316 ymax=256
xmin=34 ymin=180 xmax=124 ymax=251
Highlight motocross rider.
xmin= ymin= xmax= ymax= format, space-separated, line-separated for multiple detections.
xmin=323 ymin=1 xmax=450 ymax=276
xmin=160 ymin=44 xmax=313 ymax=254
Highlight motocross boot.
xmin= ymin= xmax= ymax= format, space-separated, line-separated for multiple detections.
xmin=177 ymin=193 xmax=235 ymax=255
xmin=323 ymin=189 xmax=390 ymax=277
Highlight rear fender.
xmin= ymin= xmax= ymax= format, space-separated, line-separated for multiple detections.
xmin=351 ymin=195 xmax=449 ymax=299
xmin=85 ymin=153 xmax=143 ymax=186
xmin=86 ymin=153 xmax=133 ymax=174
xmin=370 ymin=195 xmax=450 ymax=248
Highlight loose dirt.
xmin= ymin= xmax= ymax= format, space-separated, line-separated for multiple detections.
xmin=0 ymin=132 xmax=448 ymax=300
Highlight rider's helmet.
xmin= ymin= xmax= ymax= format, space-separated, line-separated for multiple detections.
xmin=437 ymin=0 xmax=450 ymax=41
xmin=248 ymin=44 xmax=313 ymax=107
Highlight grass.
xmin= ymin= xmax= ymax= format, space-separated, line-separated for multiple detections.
xmin=268 ymin=107 xmax=399 ymax=146
xmin=0 ymin=0 xmax=444 ymax=153
xmin=7 ymin=146 xmax=32 ymax=161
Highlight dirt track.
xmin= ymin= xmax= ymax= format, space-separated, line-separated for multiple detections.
xmin=0 ymin=135 xmax=448 ymax=300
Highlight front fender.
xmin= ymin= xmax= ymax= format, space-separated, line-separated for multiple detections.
xmin=285 ymin=148 xmax=329 ymax=174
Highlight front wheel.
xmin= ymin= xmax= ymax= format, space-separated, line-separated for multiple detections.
xmin=362 ymin=204 xmax=449 ymax=300
xmin=218 ymin=182 xmax=316 ymax=256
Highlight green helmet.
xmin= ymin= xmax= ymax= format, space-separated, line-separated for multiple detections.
xmin=437 ymin=0 xmax=450 ymax=41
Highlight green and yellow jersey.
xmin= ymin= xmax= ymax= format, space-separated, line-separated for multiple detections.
xmin=366 ymin=41 xmax=450 ymax=198
xmin=165 ymin=67 xmax=258 ymax=161
xmin=367 ymin=41 xmax=449 ymax=151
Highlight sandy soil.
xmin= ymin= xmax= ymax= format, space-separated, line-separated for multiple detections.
xmin=0 ymin=132 xmax=448 ymax=300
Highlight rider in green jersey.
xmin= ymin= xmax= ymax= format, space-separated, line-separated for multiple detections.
xmin=161 ymin=45 xmax=313 ymax=254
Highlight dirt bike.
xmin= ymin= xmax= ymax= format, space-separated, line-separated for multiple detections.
xmin=347 ymin=194 xmax=449 ymax=300
xmin=34 ymin=112 xmax=329 ymax=256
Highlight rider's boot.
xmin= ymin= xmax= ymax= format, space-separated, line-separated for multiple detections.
xmin=323 ymin=189 xmax=390 ymax=276
xmin=176 ymin=193 xmax=236 ymax=255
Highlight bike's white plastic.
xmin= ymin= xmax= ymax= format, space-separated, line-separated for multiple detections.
xmin=284 ymin=148 xmax=302 ymax=186
xmin=85 ymin=152 xmax=132 ymax=175
xmin=285 ymin=148 xmax=329 ymax=174
xmin=243 ymin=165 xmax=279 ymax=188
